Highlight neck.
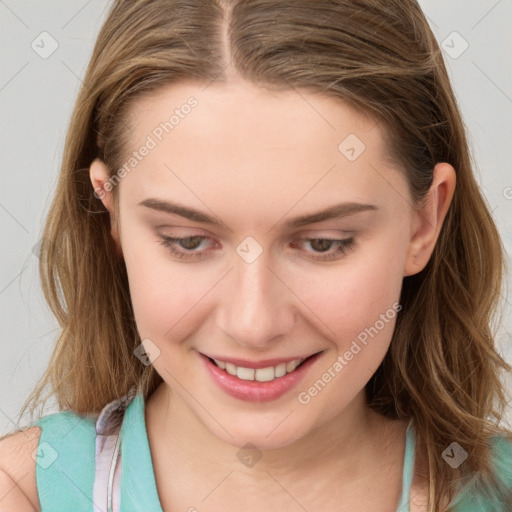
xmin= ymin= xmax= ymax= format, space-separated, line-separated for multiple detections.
xmin=145 ymin=382 xmax=397 ymax=483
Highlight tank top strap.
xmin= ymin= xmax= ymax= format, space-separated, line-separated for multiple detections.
xmin=118 ymin=389 xmax=165 ymax=511
xmin=31 ymin=406 xmax=98 ymax=511
xmin=396 ymin=417 xmax=416 ymax=512
xmin=30 ymin=387 xmax=139 ymax=512
xmin=448 ymin=433 xmax=512 ymax=511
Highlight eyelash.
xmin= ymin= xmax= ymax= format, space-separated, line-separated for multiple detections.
xmin=157 ymin=235 xmax=355 ymax=262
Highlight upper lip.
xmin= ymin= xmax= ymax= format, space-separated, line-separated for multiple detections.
xmin=200 ymin=351 xmax=322 ymax=369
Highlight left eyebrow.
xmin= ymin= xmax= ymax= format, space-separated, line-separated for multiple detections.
xmin=138 ymin=198 xmax=378 ymax=228
xmin=282 ymin=202 xmax=379 ymax=228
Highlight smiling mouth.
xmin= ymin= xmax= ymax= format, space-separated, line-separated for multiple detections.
xmin=205 ymin=352 xmax=322 ymax=383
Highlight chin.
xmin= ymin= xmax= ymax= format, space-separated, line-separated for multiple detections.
xmin=205 ymin=412 xmax=317 ymax=452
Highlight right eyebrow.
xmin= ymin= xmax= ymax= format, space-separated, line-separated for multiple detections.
xmin=138 ymin=198 xmax=223 ymax=226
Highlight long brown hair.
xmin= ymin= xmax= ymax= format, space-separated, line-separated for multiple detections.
xmin=18 ymin=0 xmax=511 ymax=510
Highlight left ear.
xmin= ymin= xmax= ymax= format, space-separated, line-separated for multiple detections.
xmin=403 ymin=162 xmax=456 ymax=276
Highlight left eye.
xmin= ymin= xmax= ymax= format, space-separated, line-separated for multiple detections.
xmin=293 ymin=237 xmax=355 ymax=261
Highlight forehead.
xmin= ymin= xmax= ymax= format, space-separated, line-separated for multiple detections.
xmin=126 ymin=79 xmax=381 ymax=156
xmin=118 ymin=80 xmax=404 ymax=220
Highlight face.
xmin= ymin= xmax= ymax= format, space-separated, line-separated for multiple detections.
xmin=91 ymin=80 xmax=437 ymax=450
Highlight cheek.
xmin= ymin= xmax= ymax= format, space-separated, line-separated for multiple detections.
xmin=289 ymin=234 xmax=406 ymax=354
xmin=121 ymin=225 xmax=209 ymax=339
xmin=292 ymin=239 xmax=405 ymax=407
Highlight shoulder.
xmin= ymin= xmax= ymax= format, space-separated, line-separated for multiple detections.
xmin=447 ymin=433 xmax=512 ymax=512
xmin=0 ymin=410 xmax=98 ymax=512
xmin=0 ymin=426 xmax=42 ymax=511
xmin=488 ymin=433 xmax=512 ymax=487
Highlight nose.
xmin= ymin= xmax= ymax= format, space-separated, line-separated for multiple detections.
xmin=215 ymin=250 xmax=295 ymax=349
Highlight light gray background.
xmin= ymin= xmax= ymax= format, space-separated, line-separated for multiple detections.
xmin=1 ymin=0 xmax=511 ymax=434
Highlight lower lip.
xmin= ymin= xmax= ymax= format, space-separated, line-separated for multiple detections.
xmin=201 ymin=352 xmax=321 ymax=402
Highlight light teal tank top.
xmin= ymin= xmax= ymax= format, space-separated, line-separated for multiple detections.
xmin=31 ymin=389 xmax=512 ymax=511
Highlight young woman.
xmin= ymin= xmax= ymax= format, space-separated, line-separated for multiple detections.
xmin=1 ymin=1 xmax=511 ymax=511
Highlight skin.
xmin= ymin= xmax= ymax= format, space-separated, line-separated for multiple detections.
xmin=89 ymin=79 xmax=455 ymax=511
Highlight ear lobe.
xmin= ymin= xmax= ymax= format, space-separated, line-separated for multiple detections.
xmin=89 ymin=158 xmax=123 ymax=257
xmin=403 ymin=162 xmax=456 ymax=276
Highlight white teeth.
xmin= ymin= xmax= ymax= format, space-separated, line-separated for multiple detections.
xmin=274 ymin=363 xmax=287 ymax=378
xmin=286 ymin=360 xmax=300 ymax=372
xmin=255 ymin=367 xmax=275 ymax=382
xmin=212 ymin=357 xmax=307 ymax=382
xmin=214 ymin=359 xmax=226 ymax=369
xmin=237 ymin=367 xmax=255 ymax=381
xmin=225 ymin=362 xmax=237 ymax=376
